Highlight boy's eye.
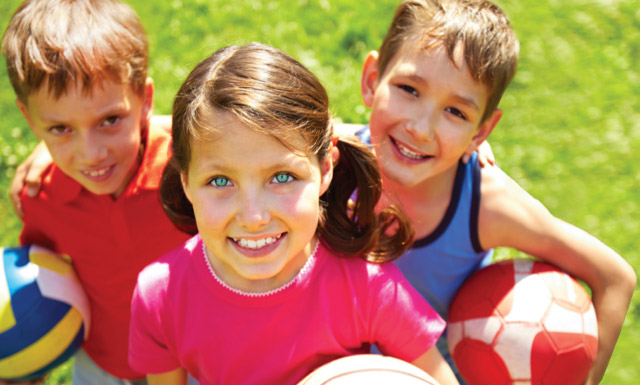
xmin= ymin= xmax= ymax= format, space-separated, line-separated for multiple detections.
xmin=445 ymin=107 xmax=467 ymax=121
xmin=103 ymin=116 xmax=121 ymax=127
xmin=209 ymin=176 xmax=232 ymax=187
xmin=272 ymin=173 xmax=293 ymax=184
xmin=398 ymin=84 xmax=418 ymax=97
xmin=48 ymin=125 xmax=71 ymax=135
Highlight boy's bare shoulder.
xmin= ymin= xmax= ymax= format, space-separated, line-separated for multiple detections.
xmin=477 ymin=165 xmax=553 ymax=249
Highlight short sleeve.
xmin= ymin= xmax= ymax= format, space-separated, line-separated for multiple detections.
xmin=367 ymin=263 xmax=446 ymax=362
xmin=128 ymin=265 xmax=181 ymax=374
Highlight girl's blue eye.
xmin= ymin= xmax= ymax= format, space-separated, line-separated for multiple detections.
xmin=273 ymin=173 xmax=293 ymax=184
xmin=211 ymin=176 xmax=230 ymax=187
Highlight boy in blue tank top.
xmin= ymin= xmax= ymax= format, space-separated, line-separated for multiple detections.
xmin=350 ymin=1 xmax=635 ymax=384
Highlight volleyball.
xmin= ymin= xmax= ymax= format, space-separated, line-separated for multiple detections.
xmin=297 ymin=354 xmax=441 ymax=385
xmin=447 ymin=259 xmax=598 ymax=385
xmin=0 ymin=245 xmax=90 ymax=381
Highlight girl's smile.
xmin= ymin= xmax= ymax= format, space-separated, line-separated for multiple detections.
xmin=180 ymin=110 xmax=332 ymax=293
xmin=229 ymin=233 xmax=285 ymax=256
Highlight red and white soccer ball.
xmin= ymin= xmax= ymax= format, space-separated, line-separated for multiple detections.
xmin=447 ymin=259 xmax=598 ymax=385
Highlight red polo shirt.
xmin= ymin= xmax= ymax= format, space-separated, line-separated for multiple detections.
xmin=20 ymin=126 xmax=191 ymax=380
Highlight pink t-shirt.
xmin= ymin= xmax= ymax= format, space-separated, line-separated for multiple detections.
xmin=129 ymin=235 xmax=445 ymax=385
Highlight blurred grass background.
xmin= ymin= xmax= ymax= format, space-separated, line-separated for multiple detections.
xmin=0 ymin=0 xmax=638 ymax=383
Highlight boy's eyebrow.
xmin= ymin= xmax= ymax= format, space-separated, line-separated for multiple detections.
xmin=39 ymin=99 xmax=130 ymax=124
xmin=402 ymin=72 xmax=481 ymax=111
xmin=451 ymin=94 xmax=480 ymax=112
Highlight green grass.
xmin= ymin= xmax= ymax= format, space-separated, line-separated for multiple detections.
xmin=1 ymin=0 xmax=638 ymax=383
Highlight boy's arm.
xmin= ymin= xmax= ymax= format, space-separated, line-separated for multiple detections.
xmin=478 ymin=166 xmax=637 ymax=385
xmin=147 ymin=367 xmax=187 ymax=385
xmin=411 ymin=347 xmax=460 ymax=385
xmin=9 ymin=141 xmax=51 ymax=219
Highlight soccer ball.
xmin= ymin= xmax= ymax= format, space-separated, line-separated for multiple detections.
xmin=297 ymin=354 xmax=441 ymax=385
xmin=447 ymin=259 xmax=598 ymax=385
xmin=0 ymin=245 xmax=90 ymax=381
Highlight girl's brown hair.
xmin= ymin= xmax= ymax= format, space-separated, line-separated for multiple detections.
xmin=160 ymin=43 xmax=413 ymax=263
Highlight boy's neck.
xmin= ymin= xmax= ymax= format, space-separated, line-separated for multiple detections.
xmin=380 ymin=165 xmax=458 ymax=239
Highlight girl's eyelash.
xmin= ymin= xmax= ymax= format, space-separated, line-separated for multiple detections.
xmin=272 ymin=172 xmax=295 ymax=184
xmin=209 ymin=176 xmax=232 ymax=187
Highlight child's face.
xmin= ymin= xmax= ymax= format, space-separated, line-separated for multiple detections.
xmin=17 ymin=78 xmax=153 ymax=198
xmin=180 ymin=112 xmax=332 ymax=293
xmin=361 ymin=43 xmax=500 ymax=190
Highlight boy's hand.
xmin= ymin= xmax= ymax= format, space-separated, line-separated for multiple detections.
xmin=462 ymin=140 xmax=495 ymax=166
xmin=9 ymin=141 xmax=52 ymax=219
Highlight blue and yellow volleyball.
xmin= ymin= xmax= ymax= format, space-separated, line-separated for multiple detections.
xmin=0 ymin=245 xmax=90 ymax=381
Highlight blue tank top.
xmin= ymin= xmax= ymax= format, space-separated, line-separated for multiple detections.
xmin=356 ymin=126 xmax=493 ymax=320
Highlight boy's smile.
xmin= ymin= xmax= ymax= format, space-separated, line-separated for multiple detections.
xmin=18 ymin=79 xmax=153 ymax=198
xmin=362 ymin=43 xmax=498 ymax=192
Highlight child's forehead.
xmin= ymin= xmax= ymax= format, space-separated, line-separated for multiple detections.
xmin=387 ymin=39 xmax=491 ymax=93
xmin=29 ymin=78 xmax=139 ymax=105
xmin=25 ymin=78 xmax=144 ymax=122
xmin=197 ymin=108 xmax=317 ymax=157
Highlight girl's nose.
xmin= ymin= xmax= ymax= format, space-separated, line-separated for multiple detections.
xmin=235 ymin=190 xmax=271 ymax=230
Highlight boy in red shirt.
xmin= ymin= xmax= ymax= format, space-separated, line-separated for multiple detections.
xmin=1 ymin=0 xmax=190 ymax=383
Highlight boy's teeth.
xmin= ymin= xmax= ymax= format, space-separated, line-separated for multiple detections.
xmin=397 ymin=142 xmax=424 ymax=159
xmin=233 ymin=234 xmax=281 ymax=249
xmin=84 ymin=168 xmax=109 ymax=177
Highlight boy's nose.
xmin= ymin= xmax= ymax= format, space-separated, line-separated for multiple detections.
xmin=405 ymin=120 xmax=435 ymax=142
xmin=77 ymin=132 xmax=107 ymax=164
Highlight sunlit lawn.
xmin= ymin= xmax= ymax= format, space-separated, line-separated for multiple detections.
xmin=0 ymin=0 xmax=638 ymax=383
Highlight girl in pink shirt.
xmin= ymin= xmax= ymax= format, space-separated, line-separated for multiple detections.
xmin=128 ymin=43 xmax=459 ymax=385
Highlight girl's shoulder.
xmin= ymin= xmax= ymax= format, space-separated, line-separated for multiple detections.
xmin=321 ymin=245 xmax=407 ymax=289
xmin=136 ymin=235 xmax=201 ymax=294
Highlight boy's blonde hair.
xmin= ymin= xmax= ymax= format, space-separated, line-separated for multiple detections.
xmin=2 ymin=0 xmax=148 ymax=103
xmin=378 ymin=0 xmax=519 ymax=123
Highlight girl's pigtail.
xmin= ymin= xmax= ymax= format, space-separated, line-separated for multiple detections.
xmin=319 ymin=135 xmax=414 ymax=263
xmin=159 ymin=159 xmax=198 ymax=235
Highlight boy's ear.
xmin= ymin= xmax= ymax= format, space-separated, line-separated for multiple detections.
xmin=141 ymin=77 xmax=154 ymax=126
xmin=465 ymin=109 xmax=502 ymax=155
xmin=180 ymin=172 xmax=192 ymax=203
xmin=361 ymin=51 xmax=380 ymax=108
xmin=15 ymin=99 xmax=40 ymax=139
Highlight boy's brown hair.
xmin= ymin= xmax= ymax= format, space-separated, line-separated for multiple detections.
xmin=378 ymin=0 xmax=519 ymax=123
xmin=2 ymin=0 xmax=148 ymax=103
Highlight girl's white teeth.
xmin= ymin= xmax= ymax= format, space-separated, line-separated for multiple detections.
xmin=233 ymin=234 xmax=282 ymax=249
xmin=397 ymin=142 xmax=425 ymax=159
